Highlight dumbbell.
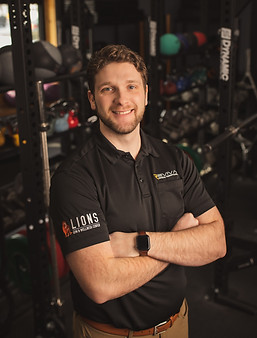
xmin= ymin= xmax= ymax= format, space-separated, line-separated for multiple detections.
xmin=176 ymin=75 xmax=190 ymax=92
xmin=68 ymin=108 xmax=79 ymax=129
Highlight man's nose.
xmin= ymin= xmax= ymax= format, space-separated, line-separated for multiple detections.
xmin=114 ymin=88 xmax=129 ymax=105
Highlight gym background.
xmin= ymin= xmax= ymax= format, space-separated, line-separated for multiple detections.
xmin=0 ymin=0 xmax=257 ymax=337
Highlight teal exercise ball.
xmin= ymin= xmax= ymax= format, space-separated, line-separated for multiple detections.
xmin=160 ymin=33 xmax=181 ymax=55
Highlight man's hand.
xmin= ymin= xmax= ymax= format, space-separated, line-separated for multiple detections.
xmin=148 ymin=206 xmax=226 ymax=266
xmin=172 ymin=213 xmax=199 ymax=232
xmin=109 ymin=232 xmax=138 ymax=258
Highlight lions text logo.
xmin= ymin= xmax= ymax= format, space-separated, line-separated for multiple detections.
xmin=153 ymin=170 xmax=178 ymax=180
xmin=62 ymin=212 xmax=100 ymax=237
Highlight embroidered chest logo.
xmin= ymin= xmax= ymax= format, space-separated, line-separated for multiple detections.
xmin=153 ymin=170 xmax=178 ymax=180
xmin=62 ymin=212 xmax=100 ymax=237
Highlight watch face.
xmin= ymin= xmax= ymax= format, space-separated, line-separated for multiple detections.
xmin=136 ymin=234 xmax=150 ymax=251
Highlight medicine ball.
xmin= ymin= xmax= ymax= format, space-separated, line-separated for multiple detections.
xmin=183 ymin=33 xmax=198 ymax=50
xmin=0 ymin=45 xmax=14 ymax=86
xmin=43 ymin=83 xmax=61 ymax=102
xmin=32 ymin=40 xmax=62 ymax=79
xmin=160 ymin=33 xmax=181 ymax=56
xmin=175 ymin=33 xmax=189 ymax=53
xmin=193 ymin=31 xmax=207 ymax=46
xmin=0 ymin=41 xmax=62 ymax=85
xmin=3 ymin=90 xmax=16 ymax=106
xmin=58 ymin=44 xmax=82 ymax=74
xmin=4 ymin=83 xmax=61 ymax=106
xmin=177 ymin=144 xmax=203 ymax=172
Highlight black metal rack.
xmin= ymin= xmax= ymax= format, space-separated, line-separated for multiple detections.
xmin=139 ymin=0 xmax=163 ymax=137
xmin=8 ymin=1 xmax=53 ymax=335
xmin=212 ymin=0 xmax=257 ymax=315
xmin=2 ymin=0 xmax=92 ymax=336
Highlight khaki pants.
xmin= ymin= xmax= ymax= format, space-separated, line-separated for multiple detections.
xmin=73 ymin=299 xmax=188 ymax=338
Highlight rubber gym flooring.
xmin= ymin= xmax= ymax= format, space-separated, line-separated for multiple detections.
xmin=1 ymin=175 xmax=257 ymax=338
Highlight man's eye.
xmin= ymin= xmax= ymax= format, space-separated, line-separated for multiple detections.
xmin=101 ymin=87 xmax=113 ymax=92
xmin=129 ymin=85 xmax=136 ymax=90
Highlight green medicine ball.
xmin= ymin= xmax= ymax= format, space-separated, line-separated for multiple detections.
xmin=177 ymin=144 xmax=204 ymax=172
xmin=160 ymin=33 xmax=181 ymax=55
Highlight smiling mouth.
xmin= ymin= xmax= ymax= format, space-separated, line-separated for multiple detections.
xmin=113 ymin=109 xmax=133 ymax=115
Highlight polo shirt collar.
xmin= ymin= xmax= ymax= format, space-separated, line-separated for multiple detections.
xmin=139 ymin=129 xmax=159 ymax=158
xmin=95 ymin=127 xmax=159 ymax=164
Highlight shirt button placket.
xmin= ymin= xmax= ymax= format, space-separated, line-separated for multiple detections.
xmin=135 ymin=163 xmax=141 ymax=183
xmin=135 ymin=162 xmax=149 ymax=196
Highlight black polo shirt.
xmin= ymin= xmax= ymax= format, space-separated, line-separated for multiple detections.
xmin=50 ymin=128 xmax=215 ymax=330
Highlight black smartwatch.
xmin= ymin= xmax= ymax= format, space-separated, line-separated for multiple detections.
xmin=136 ymin=231 xmax=150 ymax=256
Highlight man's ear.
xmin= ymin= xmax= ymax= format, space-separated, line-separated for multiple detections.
xmin=145 ymin=85 xmax=148 ymax=106
xmin=88 ymin=90 xmax=96 ymax=110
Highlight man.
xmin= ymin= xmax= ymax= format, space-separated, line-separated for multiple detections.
xmin=50 ymin=44 xmax=226 ymax=338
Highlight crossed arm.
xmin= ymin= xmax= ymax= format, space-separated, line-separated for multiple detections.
xmin=66 ymin=206 xmax=226 ymax=304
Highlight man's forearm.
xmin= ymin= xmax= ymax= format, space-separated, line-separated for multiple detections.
xmin=101 ymin=255 xmax=168 ymax=302
xmin=148 ymin=220 xmax=226 ymax=266
xmin=66 ymin=242 xmax=168 ymax=304
xmin=109 ymin=207 xmax=226 ymax=267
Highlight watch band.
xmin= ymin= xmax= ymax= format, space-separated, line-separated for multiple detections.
xmin=137 ymin=231 xmax=150 ymax=256
xmin=139 ymin=231 xmax=147 ymax=256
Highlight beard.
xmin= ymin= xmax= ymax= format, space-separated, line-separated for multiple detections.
xmin=96 ymin=105 xmax=145 ymax=135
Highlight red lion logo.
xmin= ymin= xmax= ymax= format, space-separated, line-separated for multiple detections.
xmin=62 ymin=221 xmax=72 ymax=237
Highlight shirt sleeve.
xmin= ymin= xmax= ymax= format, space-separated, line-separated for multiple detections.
xmin=177 ymin=147 xmax=215 ymax=217
xmin=50 ymin=167 xmax=110 ymax=256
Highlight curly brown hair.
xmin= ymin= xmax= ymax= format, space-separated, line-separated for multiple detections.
xmin=86 ymin=44 xmax=148 ymax=94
